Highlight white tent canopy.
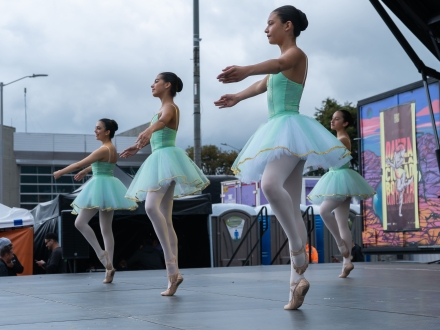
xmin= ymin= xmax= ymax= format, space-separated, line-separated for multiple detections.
xmin=0 ymin=204 xmax=35 ymax=229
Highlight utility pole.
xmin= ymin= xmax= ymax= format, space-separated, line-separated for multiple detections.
xmin=193 ymin=0 xmax=202 ymax=167
xmin=24 ymin=88 xmax=27 ymax=133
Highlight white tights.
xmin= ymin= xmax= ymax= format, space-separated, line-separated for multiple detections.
xmin=75 ymin=209 xmax=115 ymax=267
xmin=261 ymin=154 xmax=307 ymax=295
xmin=319 ymin=198 xmax=352 ymax=265
xmin=145 ymin=181 xmax=178 ymax=281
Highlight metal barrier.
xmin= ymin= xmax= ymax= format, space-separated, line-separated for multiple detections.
xmin=270 ymin=206 xmax=315 ymax=265
xmin=226 ymin=206 xmax=268 ymax=267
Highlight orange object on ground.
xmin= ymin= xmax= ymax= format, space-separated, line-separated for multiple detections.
xmin=305 ymin=244 xmax=318 ymax=263
xmin=2 ymin=227 xmax=34 ymax=276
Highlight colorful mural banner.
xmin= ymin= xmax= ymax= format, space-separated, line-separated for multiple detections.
xmin=380 ymin=103 xmax=419 ymax=231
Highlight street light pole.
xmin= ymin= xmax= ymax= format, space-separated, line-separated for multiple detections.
xmin=0 ymin=74 xmax=48 ymax=204
xmin=221 ymin=142 xmax=241 ymax=152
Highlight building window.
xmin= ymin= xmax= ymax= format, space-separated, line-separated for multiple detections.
xmin=19 ymin=165 xmax=91 ymax=210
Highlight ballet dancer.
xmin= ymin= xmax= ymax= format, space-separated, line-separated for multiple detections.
xmin=214 ymin=6 xmax=351 ymax=310
xmin=54 ymin=118 xmax=138 ymax=283
xmin=308 ymin=110 xmax=375 ymax=277
xmin=121 ymin=72 xmax=209 ymax=296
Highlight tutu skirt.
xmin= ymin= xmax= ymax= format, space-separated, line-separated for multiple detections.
xmin=232 ymin=113 xmax=351 ymax=183
xmin=125 ymin=146 xmax=210 ymax=201
xmin=71 ymin=176 xmax=138 ymax=215
xmin=307 ymin=165 xmax=376 ymax=205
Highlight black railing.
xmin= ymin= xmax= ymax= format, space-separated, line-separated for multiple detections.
xmin=226 ymin=206 xmax=268 ymax=267
xmin=270 ymin=206 xmax=315 ymax=265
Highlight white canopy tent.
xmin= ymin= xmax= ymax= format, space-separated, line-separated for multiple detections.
xmin=0 ymin=203 xmax=35 ymax=229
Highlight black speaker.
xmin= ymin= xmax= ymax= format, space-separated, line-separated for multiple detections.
xmin=60 ymin=210 xmax=89 ymax=259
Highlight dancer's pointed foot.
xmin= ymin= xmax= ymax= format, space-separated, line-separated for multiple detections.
xmin=161 ymin=273 xmax=179 ymax=296
xmin=339 ymin=262 xmax=354 ymax=278
xmin=337 ymin=240 xmax=350 ymax=259
xmin=103 ymin=268 xmax=116 ymax=283
xmin=284 ymin=279 xmax=310 ymax=310
xmin=99 ymin=251 xmax=113 ymax=271
xmin=176 ymin=273 xmax=184 ymax=288
xmin=161 ymin=258 xmax=181 ymax=296
xmin=290 ymin=246 xmax=309 ymax=275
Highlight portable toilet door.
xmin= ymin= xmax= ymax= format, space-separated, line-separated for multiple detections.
xmin=210 ymin=204 xmax=259 ymax=267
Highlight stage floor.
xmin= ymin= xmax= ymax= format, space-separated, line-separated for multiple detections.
xmin=0 ymin=262 xmax=439 ymax=329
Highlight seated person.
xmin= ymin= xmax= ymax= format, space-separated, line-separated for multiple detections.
xmin=36 ymin=233 xmax=66 ymax=274
xmin=125 ymin=238 xmax=165 ymax=270
xmin=0 ymin=237 xmax=24 ymax=276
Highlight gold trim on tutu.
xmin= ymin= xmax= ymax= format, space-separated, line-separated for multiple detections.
xmin=125 ymin=174 xmax=210 ymax=202
xmin=232 ymin=145 xmax=351 ymax=175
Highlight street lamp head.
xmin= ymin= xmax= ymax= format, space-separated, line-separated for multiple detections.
xmin=31 ymin=74 xmax=48 ymax=78
xmin=221 ymin=143 xmax=227 ymax=146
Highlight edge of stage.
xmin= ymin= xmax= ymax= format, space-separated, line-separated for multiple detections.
xmin=1 ymin=262 xmax=439 ymax=329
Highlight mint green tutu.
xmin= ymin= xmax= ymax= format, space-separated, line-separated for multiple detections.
xmin=125 ymin=113 xmax=209 ymax=201
xmin=307 ymin=163 xmax=376 ymax=205
xmin=232 ymin=73 xmax=351 ymax=183
xmin=71 ymin=162 xmax=138 ymax=214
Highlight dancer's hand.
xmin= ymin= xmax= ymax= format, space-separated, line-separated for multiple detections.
xmin=74 ymin=171 xmax=87 ymax=181
xmin=120 ymin=145 xmax=140 ymax=158
xmin=53 ymin=171 xmax=62 ymax=179
xmin=135 ymin=130 xmax=151 ymax=149
xmin=214 ymin=94 xmax=239 ymax=109
xmin=217 ymin=65 xmax=250 ymax=83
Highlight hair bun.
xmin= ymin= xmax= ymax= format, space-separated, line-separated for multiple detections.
xmin=176 ymin=76 xmax=183 ymax=93
xmin=298 ymin=10 xmax=308 ymax=31
xmin=111 ymin=119 xmax=119 ymax=131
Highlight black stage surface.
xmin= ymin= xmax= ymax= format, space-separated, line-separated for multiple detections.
xmin=0 ymin=263 xmax=439 ymax=329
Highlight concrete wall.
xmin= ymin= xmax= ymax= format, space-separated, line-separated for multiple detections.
xmin=2 ymin=125 xmax=19 ymax=207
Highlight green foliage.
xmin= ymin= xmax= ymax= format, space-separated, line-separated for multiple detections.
xmin=186 ymin=145 xmax=239 ymax=175
xmin=310 ymin=98 xmax=359 ymax=175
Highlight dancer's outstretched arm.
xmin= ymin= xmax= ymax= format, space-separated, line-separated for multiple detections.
xmin=53 ymin=149 xmax=108 ymax=179
xmin=217 ymin=47 xmax=301 ymax=84
xmin=214 ymin=77 xmax=268 ymax=109
xmin=120 ymin=104 xmax=176 ymax=158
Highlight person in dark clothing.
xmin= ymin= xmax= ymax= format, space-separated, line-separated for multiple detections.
xmin=351 ymin=241 xmax=365 ymax=262
xmin=0 ymin=237 xmax=24 ymax=276
xmin=126 ymin=238 xmax=165 ymax=270
xmin=36 ymin=233 xmax=66 ymax=274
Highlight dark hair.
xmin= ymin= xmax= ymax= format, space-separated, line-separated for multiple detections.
xmin=273 ymin=5 xmax=308 ymax=37
xmin=337 ymin=110 xmax=354 ymax=128
xmin=1 ymin=245 xmax=13 ymax=257
xmin=45 ymin=232 xmax=58 ymax=242
xmin=160 ymin=72 xmax=183 ymax=97
xmin=99 ymin=118 xmax=119 ymax=139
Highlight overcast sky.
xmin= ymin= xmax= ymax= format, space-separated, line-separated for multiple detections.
xmin=1 ymin=0 xmax=439 ymax=151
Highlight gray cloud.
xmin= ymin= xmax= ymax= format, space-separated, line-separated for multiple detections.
xmin=1 ymin=0 xmax=438 ymax=152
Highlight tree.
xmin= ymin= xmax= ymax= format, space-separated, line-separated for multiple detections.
xmin=311 ymin=98 xmax=359 ymax=175
xmin=186 ymin=145 xmax=239 ymax=175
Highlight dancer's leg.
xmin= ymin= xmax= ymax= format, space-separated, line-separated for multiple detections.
xmin=75 ymin=209 xmax=107 ymax=265
xmin=284 ymin=160 xmax=307 ymax=246
xmin=333 ymin=198 xmax=352 ymax=264
xmin=99 ymin=210 xmax=115 ymax=265
xmin=145 ymin=184 xmax=177 ymax=276
xmin=319 ymin=199 xmax=344 ymax=248
xmin=159 ymin=182 xmax=178 ymax=267
xmin=261 ymin=154 xmax=308 ymax=305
